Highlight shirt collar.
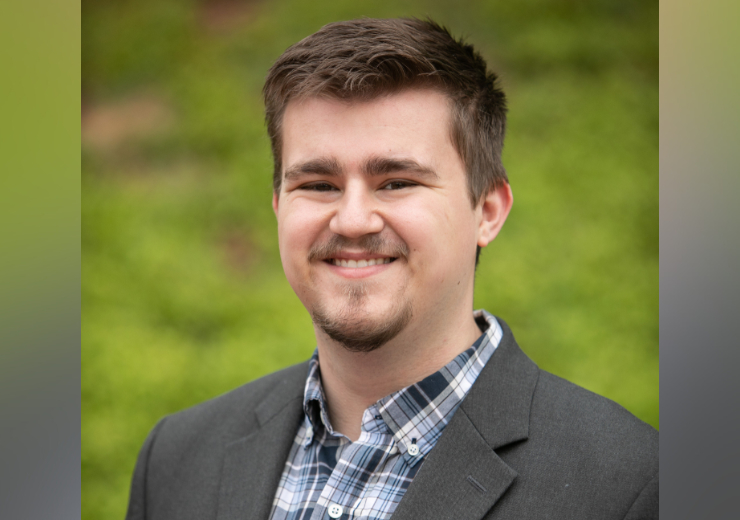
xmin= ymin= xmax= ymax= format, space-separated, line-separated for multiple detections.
xmin=302 ymin=310 xmax=503 ymax=464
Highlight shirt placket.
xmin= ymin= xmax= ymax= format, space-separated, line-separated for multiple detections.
xmin=310 ymin=410 xmax=395 ymax=520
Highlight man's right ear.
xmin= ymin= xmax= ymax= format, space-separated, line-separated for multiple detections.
xmin=272 ymin=192 xmax=279 ymax=216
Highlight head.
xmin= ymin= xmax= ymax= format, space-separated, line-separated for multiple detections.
xmin=265 ymin=18 xmax=512 ymax=352
xmin=264 ymin=18 xmax=508 ymax=208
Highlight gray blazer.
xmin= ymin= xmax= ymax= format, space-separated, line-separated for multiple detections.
xmin=126 ymin=320 xmax=658 ymax=520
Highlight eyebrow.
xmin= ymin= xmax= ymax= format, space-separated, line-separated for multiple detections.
xmin=283 ymin=157 xmax=342 ymax=182
xmin=362 ymin=156 xmax=439 ymax=179
xmin=283 ymin=156 xmax=439 ymax=182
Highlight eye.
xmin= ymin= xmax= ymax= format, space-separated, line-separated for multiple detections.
xmin=381 ymin=180 xmax=416 ymax=190
xmin=300 ymin=182 xmax=337 ymax=192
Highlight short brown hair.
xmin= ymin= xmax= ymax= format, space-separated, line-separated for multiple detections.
xmin=263 ymin=18 xmax=508 ymax=206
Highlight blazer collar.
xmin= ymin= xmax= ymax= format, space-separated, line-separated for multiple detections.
xmin=391 ymin=318 xmax=540 ymax=520
xmin=460 ymin=317 xmax=540 ymax=449
xmin=216 ymin=363 xmax=308 ymax=520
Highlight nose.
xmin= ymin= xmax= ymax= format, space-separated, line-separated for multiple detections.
xmin=329 ymin=180 xmax=384 ymax=238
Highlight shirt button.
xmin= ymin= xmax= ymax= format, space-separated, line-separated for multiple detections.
xmin=328 ymin=503 xmax=343 ymax=518
xmin=408 ymin=443 xmax=420 ymax=456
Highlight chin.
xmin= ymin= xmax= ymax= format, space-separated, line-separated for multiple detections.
xmin=311 ymin=298 xmax=413 ymax=353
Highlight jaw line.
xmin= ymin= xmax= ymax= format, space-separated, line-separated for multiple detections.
xmin=311 ymin=291 xmax=413 ymax=353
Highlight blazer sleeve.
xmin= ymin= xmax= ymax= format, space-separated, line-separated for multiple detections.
xmin=125 ymin=418 xmax=168 ymax=520
xmin=622 ymin=472 xmax=659 ymax=520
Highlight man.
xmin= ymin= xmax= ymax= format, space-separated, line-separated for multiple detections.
xmin=126 ymin=18 xmax=657 ymax=520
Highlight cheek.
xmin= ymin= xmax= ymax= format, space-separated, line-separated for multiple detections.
xmin=395 ymin=202 xmax=462 ymax=255
xmin=398 ymin=200 xmax=478 ymax=273
xmin=277 ymin=201 xmax=332 ymax=275
xmin=277 ymin=216 xmax=314 ymax=303
xmin=278 ymin=209 xmax=312 ymax=268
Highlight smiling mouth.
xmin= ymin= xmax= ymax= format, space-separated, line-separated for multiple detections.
xmin=326 ymin=257 xmax=396 ymax=268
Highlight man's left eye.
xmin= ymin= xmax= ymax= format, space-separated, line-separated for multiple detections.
xmin=382 ymin=181 xmax=415 ymax=190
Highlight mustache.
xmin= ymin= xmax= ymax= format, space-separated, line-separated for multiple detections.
xmin=308 ymin=234 xmax=410 ymax=262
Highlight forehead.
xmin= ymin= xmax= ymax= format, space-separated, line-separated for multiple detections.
xmin=280 ymin=89 xmax=461 ymax=173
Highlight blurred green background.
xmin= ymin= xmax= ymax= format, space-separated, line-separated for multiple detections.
xmin=81 ymin=0 xmax=657 ymax=518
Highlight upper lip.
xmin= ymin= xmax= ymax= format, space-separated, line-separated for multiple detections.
xmin=324 ymin=251 xmax=395 ymax=261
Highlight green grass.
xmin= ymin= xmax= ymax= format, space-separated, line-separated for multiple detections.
xmin=82 ymin=1 xmax=658 ymax=518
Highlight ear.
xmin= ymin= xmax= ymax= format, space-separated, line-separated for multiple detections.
xmin=477 ymin=183 xmax=513 ymax=247
xmin=272 ymin=192 xmax=279 ymax=217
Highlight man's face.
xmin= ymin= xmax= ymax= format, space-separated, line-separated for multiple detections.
xmin=274 ymin=89 xmax=486 ymax=351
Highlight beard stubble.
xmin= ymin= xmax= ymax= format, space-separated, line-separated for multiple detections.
xmin=308 ymin=234 xmax=413 ymax=353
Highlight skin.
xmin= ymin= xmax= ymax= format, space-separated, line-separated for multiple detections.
xmin=273 ymin=89 xmax=513 ymax=440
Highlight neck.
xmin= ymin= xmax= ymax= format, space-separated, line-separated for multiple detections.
xmin=314 ymin=305 xmax=483 ymax=441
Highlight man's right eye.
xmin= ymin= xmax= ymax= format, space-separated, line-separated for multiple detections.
xmin=301 ymin=183 xmax=337 ymax=191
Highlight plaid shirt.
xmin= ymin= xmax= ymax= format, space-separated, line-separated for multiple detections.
xmin=269 ymin=310 xmax=503 ymax=520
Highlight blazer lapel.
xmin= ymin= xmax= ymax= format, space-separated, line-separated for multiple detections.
xmin=216 ymin=367 xmax=307 ymax=520
xmin=390 ymin=408 xmax=518 ymax=520
xmin=392 ymin=319 xmax=540 ymax=520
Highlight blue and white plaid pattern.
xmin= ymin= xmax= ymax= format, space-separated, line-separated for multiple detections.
xmin=269 ymin=310 xmax=503 ymax=520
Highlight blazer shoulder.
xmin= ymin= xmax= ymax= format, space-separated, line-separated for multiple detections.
xmin=483 ymin=367 xmax=658 ymax=519
xmin=154 ymin=361 xmax=308 ymax=445
xmin=530 ymin=369 xmax=658 ymax=472
xmin=126 ymin=362 xmax=309 ymax=520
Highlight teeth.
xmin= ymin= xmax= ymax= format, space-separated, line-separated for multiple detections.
xmin=331 ymin=258 xmax=392 ymax=268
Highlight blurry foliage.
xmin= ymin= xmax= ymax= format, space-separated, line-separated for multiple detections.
xmin=82 ymin=0 xmax=658 ymax=518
